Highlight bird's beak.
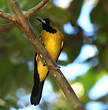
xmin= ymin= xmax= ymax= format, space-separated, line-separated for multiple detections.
xmin=36 ymin=18 xmax=46 ymax=24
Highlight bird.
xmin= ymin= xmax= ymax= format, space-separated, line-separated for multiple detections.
xmin=31 ymin=18 xmax=64 ymax=105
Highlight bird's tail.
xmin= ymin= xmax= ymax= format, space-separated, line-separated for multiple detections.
xmin=31 ymin=81 xmax=44 ymax=105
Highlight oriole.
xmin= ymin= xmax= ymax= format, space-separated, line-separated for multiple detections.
xmin=31 ymin=18 xmax=63 ymax=105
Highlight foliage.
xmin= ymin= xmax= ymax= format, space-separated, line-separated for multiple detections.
xmin=0 ymin=0 xmax=108 ymax=109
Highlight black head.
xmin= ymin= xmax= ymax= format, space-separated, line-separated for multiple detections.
xmin=36 ymin=18 xmax=57 ymax=33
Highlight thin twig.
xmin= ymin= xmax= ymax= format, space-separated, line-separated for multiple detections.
xmin=25 ymin=0 xmax=49 ymax=17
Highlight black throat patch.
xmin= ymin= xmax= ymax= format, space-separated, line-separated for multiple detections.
xmin=42 ymin=24 xmax=57 ymax=33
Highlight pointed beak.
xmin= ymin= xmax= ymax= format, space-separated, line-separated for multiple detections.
xmin=36 ymin=18 xmax=42 ymax=22
xmin=36 ymin=18 xmax=46 ymax=24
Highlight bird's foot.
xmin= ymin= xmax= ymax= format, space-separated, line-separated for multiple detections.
xmin=42 ymin=60 xmax=46 ymax=66
xmin=48 ymin=65 xmax=60 ymax=71
xmin=39 ymin=54 xmax=46 ymax=66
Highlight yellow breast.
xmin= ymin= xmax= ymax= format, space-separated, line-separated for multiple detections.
xmin=37 ymin=30 xmax=63 ymax=81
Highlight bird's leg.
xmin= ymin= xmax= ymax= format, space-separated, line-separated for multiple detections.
xmin=48 ymin=65 xmax=61 ymax=78
xmin=57 ymin=65 xmax=61 ymax=68
xmin=48 ymin=65 xmax=60 ymax=72
xmin=42 ymin=60 xmax=46 ymax=66
xmin=39 ymin=54 xmax=46 ymax=66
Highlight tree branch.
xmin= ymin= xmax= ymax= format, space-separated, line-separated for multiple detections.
xmin=0 ymin=0 xmax=48 ymax=22
xmin=25 ymin=0 xmax=49 ymax=17
xmin=0 ymin=0 xmax=83 ymax=109
xmin=0 ymin=0 xmax=48 ymax=32
xmin=0 ymin=10 xmax=16 ymax=21
xmin=0 ymin=0 xmax=48 ymax=33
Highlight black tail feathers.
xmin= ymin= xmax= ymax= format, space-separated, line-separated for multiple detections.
xmin=31 ymin=81 xmax=44 ymax=105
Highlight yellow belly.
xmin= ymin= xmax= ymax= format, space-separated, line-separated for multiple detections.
xmin=37 ymin=30 xmax=63 ymax=81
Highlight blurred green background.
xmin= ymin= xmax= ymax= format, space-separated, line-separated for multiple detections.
xmin=0 ymin=0 xmax=108 ymax=110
